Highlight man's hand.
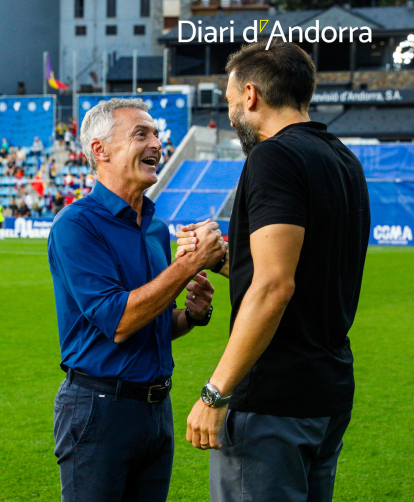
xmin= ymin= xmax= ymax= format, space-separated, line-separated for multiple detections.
xmin=185 ymin=271 xmax=214 ymax=320
xmin=186 ymin=398 xmax=227 ymax=450
xmin=176 ymin=220 xmax=227 ymax=261
xmin=182 ymin=222 xmax=227 ymax=271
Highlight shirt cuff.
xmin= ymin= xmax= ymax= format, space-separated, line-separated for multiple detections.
xmin=92 ymin=290 xmax=130 ymax=341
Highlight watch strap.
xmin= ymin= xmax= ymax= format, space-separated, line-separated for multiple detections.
xmin=211 ymin=252 xmax=227 ymax=274
xmin=185 ymin=304 xmax=213 ymax=328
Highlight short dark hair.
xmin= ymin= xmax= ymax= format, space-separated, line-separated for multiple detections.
xmin=226 ymin=41 xmax=316 ymax=111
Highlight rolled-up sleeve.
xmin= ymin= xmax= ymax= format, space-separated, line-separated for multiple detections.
xmin=48 ymin=215 xmax=130 ymax=340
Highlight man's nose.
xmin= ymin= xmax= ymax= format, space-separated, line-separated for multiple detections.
xmin=149 ymin=135 xmax=162 ymax=150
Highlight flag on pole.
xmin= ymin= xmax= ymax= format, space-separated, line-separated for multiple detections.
xmin=46 ymin=55 xmax=68 ymax=90
xmin=31 ymin=162 xmax=46 ymax=196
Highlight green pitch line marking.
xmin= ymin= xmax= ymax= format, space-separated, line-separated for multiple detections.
xmin=260 ymin=20 xmax=269 ymax=32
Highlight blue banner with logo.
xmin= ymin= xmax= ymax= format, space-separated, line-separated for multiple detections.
xmin=3 ymin=217 xmax=53 ymax=238
xmin=78 ymin=93 xmax=189 ymax=148
xmin=368 ymin=181 xmax=414 ymax=246
xmin=0 ymin=96 xmax=55 ymax=148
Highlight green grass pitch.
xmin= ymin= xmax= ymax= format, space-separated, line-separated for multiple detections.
xmin=0 ymin=239 xmax=413 ymax=501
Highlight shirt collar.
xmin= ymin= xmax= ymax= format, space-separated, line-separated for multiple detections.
xmin=274 ymin=121 xmax=327 ymax=138
xmin=90 ymin=180 xmax=155 ymax=218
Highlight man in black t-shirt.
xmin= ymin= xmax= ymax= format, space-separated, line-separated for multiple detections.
xmin=176 ymin=41 xmax=370 ymax=502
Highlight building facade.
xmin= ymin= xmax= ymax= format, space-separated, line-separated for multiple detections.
xmin=0 ymin=0 xmax=60 ymax=95
xmin=59 ymin=0 xmax=163 ymax=90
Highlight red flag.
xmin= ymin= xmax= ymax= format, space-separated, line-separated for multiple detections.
xmin=31 ymin=165 xmax=45 ymax=196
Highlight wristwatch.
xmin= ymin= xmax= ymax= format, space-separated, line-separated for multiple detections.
xmin=201 ymin=379 xmax=231 ymax=408
xmin=211 ymin=251 xmax=227 ymax=274
xmin=185 ymin=304 xmax=213 ymax=329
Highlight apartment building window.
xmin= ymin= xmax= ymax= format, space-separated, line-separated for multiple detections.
xmin=74 ymin=0 xmax=84 ymax=18
xmin=106 ymin=25 xmax=117 ymax=35
xmin=141 ymin=0 xmax=150 ymax=17
xmin=107 ymin=0 xmax=116 ymax=18
xmin=134 ymin=25 xmax=146 ymax=35
xmin=75 ymin=25 xmax=87 ymax=36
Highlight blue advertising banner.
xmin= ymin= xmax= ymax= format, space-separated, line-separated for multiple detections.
xmin=0 ymin=96 xmax=55 ymax=148
xmin=368 ymin=181 xmax=414 ymax=246
xmin=348 ymin=144 xmax=414 ymax=181
xmin=78 ymin=93 xmax=189 ymax=148
xmin=3 ymin=217 xmax=53 ymax=238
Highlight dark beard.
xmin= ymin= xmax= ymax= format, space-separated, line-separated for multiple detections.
xmin=230 ymin=106 xmax=260 ymax=156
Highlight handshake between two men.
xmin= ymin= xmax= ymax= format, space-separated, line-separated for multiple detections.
xmin=175 ymin=219 xmax=232 ymax=452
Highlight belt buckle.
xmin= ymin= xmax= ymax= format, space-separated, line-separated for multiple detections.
xmin=147 ymin=384 xmax=162 ymax=403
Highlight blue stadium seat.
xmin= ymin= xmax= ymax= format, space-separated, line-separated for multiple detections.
xmin=61 ymin=165 xmax=69 ymax=175
xmin=174 ymin=192 xmax=228 ymax=221
xmin=167 ymin=161 xmax=208 ymax=189
xmin=155 ymin=192 xmax=186 ymax=220
xmin=70 ymin=166 xmax=80 ymax=175
xmin=26 ymin=156 xmax=38 ymax=166
xmin=196 ymin=160 xmax=243 ymax=190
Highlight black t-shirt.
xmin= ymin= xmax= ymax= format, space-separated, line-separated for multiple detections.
xmin=228 ymin=121 xmax=370 ymax=418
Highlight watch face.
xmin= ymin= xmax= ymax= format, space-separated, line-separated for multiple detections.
xmin=201 ymin=385 xmax=214 ymax=406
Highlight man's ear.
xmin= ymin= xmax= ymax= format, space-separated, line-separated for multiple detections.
xmin=91 ymin=139 xmax=109 ymax=163
xmin=244 ymin=83 xmax=258 ymax=111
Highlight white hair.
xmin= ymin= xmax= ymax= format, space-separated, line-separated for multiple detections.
xmin=80 ymin=97 xmax=149 ymax=172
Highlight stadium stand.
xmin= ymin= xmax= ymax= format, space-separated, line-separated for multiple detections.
xmin=329 ymin=107 xmax=414 ymax=139
xmin=155 ymin=159 xmax=244 ymax=222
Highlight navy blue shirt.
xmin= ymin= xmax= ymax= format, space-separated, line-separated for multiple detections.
xmin=48 ymin=181 xmax=175 ymax=383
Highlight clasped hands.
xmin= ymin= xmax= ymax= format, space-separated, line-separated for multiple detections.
xmin=176 ymin=219 xmax=229 ymax=451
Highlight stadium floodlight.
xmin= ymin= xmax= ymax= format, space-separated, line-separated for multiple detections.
xmin=393 ymin=35 xmax=414 ymax=70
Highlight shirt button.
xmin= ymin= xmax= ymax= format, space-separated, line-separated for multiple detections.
xmin=151 ymin=259 xmax=154 ymax=265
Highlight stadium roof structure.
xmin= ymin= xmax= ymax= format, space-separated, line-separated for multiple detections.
xmin=159 ymin=5 xmax=414 ymax=43
xmin=106 ymin=56 xmax=164 ymax=82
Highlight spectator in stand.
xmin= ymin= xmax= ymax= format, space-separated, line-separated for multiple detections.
xmin=18 ymin=199 xmax=30 ymax=217
xmin=53 ymin=190 xmax=65 ymax=215
xmin=49 ymin=159 xmax=57 ymax=180
xmin=24 ymin=192 xmax=33 ymax=210
xmin=3 ymin=205 xmax=12 ymax=218
xmin=163 ymin=138 xmax=175 ymax=164
xmin=74 ymin=135 xmax=82 ymax=155
xmin=31 ymin=136 xmax=44 ymax=157
xmin=38 ymin=196 xmax=46 ymax=216
xmin=68 ymin=150 xmax=77 ymax=162
xmin=6 ymin=158 xmax=16 ymax=177
xmin=46 ymin=192 xmax=54 ymax=214
xmin=0 ymin=202 xmax=4 ymax=239
xmin=69 ymin=116 xmax=78 ymax=138
xmin=1 ymin=138 xmax=9 ymax=153
xmin=56 ymin=121 xmax=66 ymax=150
xmin=64 ymin=172 xmax=74 ymax=186
xmin=207 ymin=118 xmax=218 ymax=129
xmin=9 ymin=198 xmax=18 ymax=217
xmin=16 ymin=81 xmax=26 ymax=95
xmin=64 ymin=129 xmax=72 ymax=151
xmin=31 ymin=198 xmax=41 ymax=218
xmin=16 ymin=147 xmax=26 ymax=167
xmin=0 ymin=147 xmax=7 ymax=159
xmin=85 ymin=172 xmax=95 ymax=191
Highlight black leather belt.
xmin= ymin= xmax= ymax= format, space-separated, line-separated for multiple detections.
xmin=66 ymin=369 xmax=172 ymax=403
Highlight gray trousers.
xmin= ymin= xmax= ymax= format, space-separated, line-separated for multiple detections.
xmin=210 ymin=410 xmax=351 ymax=502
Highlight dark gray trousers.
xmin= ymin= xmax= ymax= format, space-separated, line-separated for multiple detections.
xmin=210 ymin=410 xmax=351 ymax=502
xmin=54 ymin=378 xmax=174 ymax=502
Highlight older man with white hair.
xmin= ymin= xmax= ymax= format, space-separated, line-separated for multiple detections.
xmin=48 ymin=98 xmax=227 ymax=502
